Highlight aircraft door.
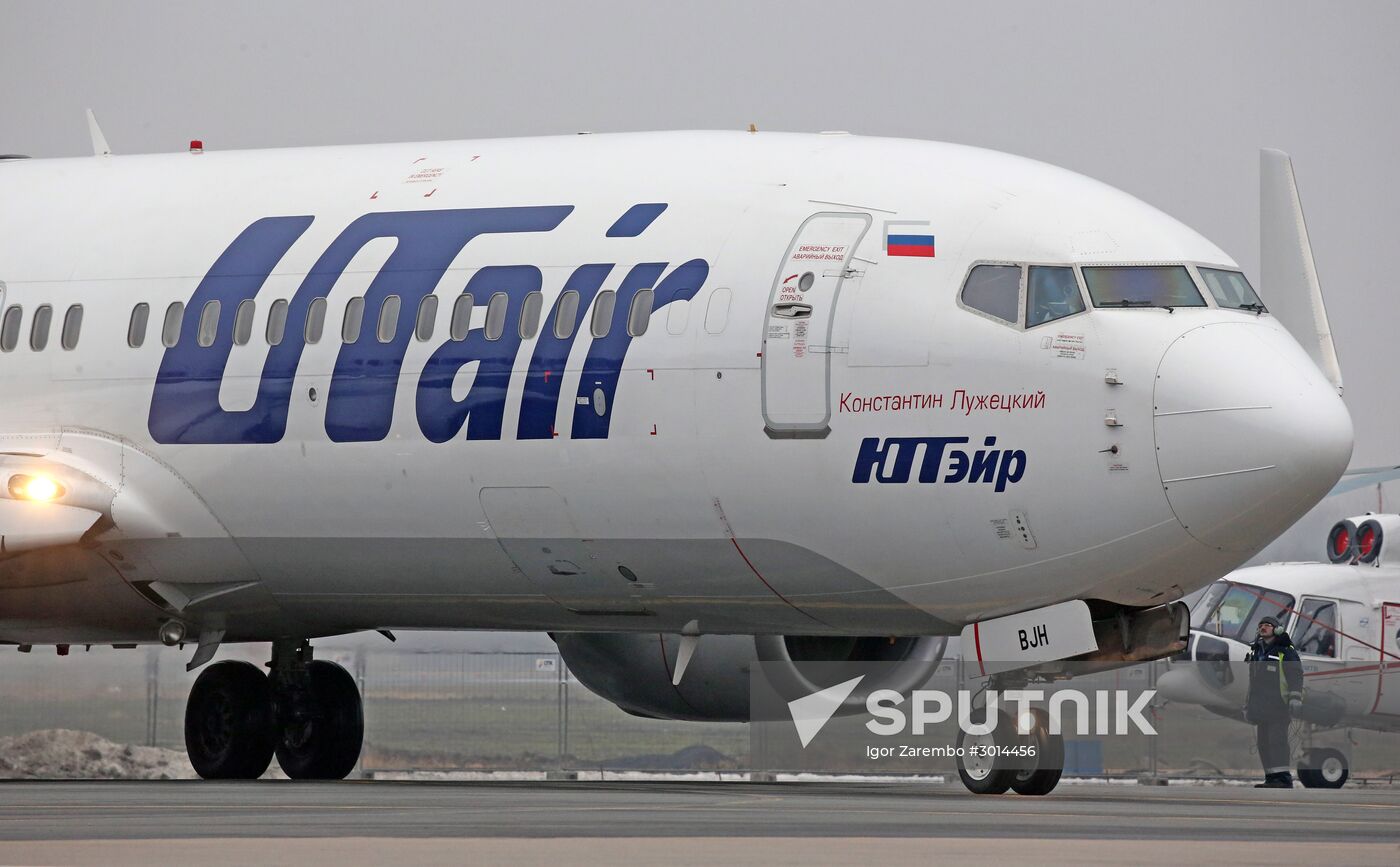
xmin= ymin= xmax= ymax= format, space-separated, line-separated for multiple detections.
xmin=1374 ymin=603 xmax=1400 ymax=715
xmin=762 ymin=212 xmax=871 ymax=436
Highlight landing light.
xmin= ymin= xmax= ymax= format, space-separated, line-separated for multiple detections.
xmin=8 ymin=474 xmax=64 ymax=502
xmin=1018 ymin=711 xmax=1037 ymax=735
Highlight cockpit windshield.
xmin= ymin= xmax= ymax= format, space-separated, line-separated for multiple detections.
xmin=1199 ymin=267 xmax=1266 ymax=312
xmin=1191 ymin=582 xmax=1295 ymax=642
xmin=1082 ymin=265 xmax=1206 ymax=308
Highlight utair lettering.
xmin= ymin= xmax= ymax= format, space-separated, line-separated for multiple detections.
xmin=851 ymin=436 xmax=1027 ymax=491
xmin=147 ymin=205 xmax=709 ymax=445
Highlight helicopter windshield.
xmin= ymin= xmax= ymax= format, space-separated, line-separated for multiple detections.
xmin=1190 ymin=582 xmax=1295 ymax=642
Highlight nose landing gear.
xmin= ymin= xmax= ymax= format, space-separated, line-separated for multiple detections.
xmin=954 ymin=706 xmax=1066 ymax=796
xmin=184 ymin=640 xmax=364 ymax=780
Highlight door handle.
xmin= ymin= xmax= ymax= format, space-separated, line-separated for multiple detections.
xmin=771 ymin=302 xmax=813 ymax=319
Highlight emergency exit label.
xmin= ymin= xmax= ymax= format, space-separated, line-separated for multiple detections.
xmin=960 ymin=599 xmax=1099 ymax=677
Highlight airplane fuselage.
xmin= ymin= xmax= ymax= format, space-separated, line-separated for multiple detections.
xmin=0 ymin=131 xmax=1352 ymax=644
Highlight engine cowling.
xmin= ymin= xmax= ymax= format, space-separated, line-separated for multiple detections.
xmin=553 ymin=632 xmax=948 ymax=722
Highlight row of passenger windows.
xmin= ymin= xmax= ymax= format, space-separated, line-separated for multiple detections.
xmin=0 ymin=289 xmax=659 ymax=354
xmin=0 ymin=304 xmax=84 ymax=352
xmin=959 ymin=262 xmax=1265 ymax=330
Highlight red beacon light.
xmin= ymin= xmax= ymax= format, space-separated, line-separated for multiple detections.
xmin=189 ymin=140 xmax=204 ymax=154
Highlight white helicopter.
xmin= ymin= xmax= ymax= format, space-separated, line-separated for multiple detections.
xmin=1159 ymin=511 xmax=1400 ymax=788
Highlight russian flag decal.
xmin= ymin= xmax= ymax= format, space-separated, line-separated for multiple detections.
xmin=884 ymin=222 xmax=935 ymax=258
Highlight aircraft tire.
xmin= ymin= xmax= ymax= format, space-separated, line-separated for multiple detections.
xmin=274 ymin=660 xmax=364 ymax=780
xmin=956 ymin=709 xmax=1017 ymax=795
xmin=1011 ymin=708 xmax=1064 ymax=796
xmin=1298 ymin=748 xmax=1348 ymax=789
xmin=184 ymin=660 xmax=276 ymax=780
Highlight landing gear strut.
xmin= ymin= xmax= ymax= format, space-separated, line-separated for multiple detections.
xmin=184 ymin=639 xmax=364 ymax=780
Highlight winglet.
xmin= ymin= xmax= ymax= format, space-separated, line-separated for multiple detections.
xmin=1260 ymin=149 xmax=1342 ymax=393
xmin=86 ymin=108 xmax=111 ymax=156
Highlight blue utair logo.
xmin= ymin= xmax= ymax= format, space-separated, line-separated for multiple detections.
xmin=852 ymin=436 xmax=1027 ymax=491
xmin=148 ymin=204 xmax=708 ymax=445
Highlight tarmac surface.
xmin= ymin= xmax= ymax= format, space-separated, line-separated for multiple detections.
xmin=0 ymin=779 xmax=1398 ymax=865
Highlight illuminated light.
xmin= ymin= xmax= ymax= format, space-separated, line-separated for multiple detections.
xmin=6 ymin=474 xmax=64 ymax=502
xmin=1018 ymin=712 xmax=1037 ymax=735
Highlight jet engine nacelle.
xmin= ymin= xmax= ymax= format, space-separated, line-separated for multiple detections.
xmin=552 ymin=632 xmax=948 ymax=722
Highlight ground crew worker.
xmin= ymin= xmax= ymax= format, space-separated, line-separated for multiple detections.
xmin=1244 ymin=615 xmax=1304 ymax=788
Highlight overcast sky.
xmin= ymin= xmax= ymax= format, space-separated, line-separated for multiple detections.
xmin=4 ymin=0 xmax=1395 ymax=567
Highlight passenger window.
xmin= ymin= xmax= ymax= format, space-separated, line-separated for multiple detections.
xmin=553 ymin=290 xmax=580 ymax=339
xmin=128 ymin=303 xmax=150 ymax=348
xmin=233 ymin=300 xmax=256 ymax=346
xmin=197 ymin=300 xmax=221 ymax=347
xmin=61 ymin=305 xmax=83 ymax=350
xmin=484 ymin=293 xmax=509 ymax=341
xmin=591 ymin=290 xmax=616 ymax=338
xmin=29 ymin=305 xmax=58 ymax=350
xmin=520 ymin=291 xmax=543 ymax=339
xmin=1294 ymin=600 xmax=1338 ymax=658
xmin=266 ymin=299 xmax=289 ymax=346
xmin=627 ymin=289 xmax=654 ymax=337
xmin=1 ymin=306 xmax=21 ymax=352
xmin=415 ymin=295 xmax=438 ymax=341
xmin=305 ymin=297 xmax=327 ymax=344
xmin=450 ymin=294 xmax=474 ymax=341
xmin=1199 ymin=267 xmax=1266 ymax=311
xmin=666 ymin=298 xmax=689 ymax=335
xmin=162 ymin=302 xmax=184 ymax=347
xmin=1026 ymin=266 xmax=1085 ymax=327
xmin=30 ymin=304 xmax=52 ymax=350
xmin=960 ymin=264 xmax=1020 ymax=324
xmin=704 ymin=288 xmax=731 ymax=334
xmin=377 ymin=295 xmax=401 ymax=343
xmin=342 ymin=296 xmax=365 ymax=344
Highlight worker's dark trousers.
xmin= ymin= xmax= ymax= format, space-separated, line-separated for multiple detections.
xmin=1255 ymin=717 xmax=1291 ymax=775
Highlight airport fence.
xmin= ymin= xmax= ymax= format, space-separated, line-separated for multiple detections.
xmin=2 ymin=645 xmax=1398 ymax=781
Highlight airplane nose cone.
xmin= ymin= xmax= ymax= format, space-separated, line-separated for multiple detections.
xmin=1153 ymin=321 xmax=1352 ymax=552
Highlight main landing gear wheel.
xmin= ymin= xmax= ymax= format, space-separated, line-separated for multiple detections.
xmin=274 ymin=659 xmax=364 ymax=780
xmin=1010 ymin=707 xmax=1065 ymax=796
xmin=184 ymin=660 xmax=276 ymax=780
xmin=1297 ymin=748 xmax=1349 ymax=789
xmin=956 ymin=709 xmax=1017 ymax=794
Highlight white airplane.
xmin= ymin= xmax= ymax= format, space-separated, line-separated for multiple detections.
xmin=1158 ymin=512 xmax=1400 ymax=788
xmin=0 ymin=126 xmax=1353 ymax=794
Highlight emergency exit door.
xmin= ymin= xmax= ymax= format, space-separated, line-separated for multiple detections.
xmin=761 ymin=212 xmax=870 ymax=436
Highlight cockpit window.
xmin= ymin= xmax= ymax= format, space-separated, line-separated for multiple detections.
xmin=960 ymin=264 xmax=1020 ymax=323
xmin=1027 ymin=266 xmax=1085 ymax=327
xmin=1198 ymin=267 xmax=1266 ymax=312
xmin=1293 ymin=599 xmax=1337 ymax=657
xmin=1081 ymin=265 xmax=1206 ymax=308
xmin=1191 ymin=582 xmax=1294 ymax=642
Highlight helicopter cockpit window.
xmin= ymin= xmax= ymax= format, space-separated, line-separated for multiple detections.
xmin=1293 ymin=599 xmax=1338 ymax=658
xmin=1026 ymin=266 xmax=1086 ymax=327
xmin=1191 ymin=582 xmax=1295 ymax=643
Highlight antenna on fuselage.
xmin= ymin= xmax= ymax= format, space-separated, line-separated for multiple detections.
xmin=86 ymin=108 xmax=111 ymax=157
